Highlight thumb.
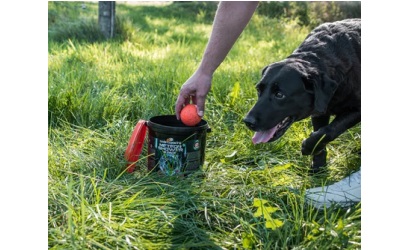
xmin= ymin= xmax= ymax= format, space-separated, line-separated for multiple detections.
xmin=195 ymin=95 xmax=206 ymax=117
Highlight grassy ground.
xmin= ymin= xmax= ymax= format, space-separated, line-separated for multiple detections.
xmin=48 ymin=2 xmax=361 ymax=249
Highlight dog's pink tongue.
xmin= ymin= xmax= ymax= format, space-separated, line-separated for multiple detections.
xmin=252 ymin=126 xmax=278 ymax=144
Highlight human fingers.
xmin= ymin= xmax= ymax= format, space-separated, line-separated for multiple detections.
xmin=175 ymin=94 xmax=187 ymax=120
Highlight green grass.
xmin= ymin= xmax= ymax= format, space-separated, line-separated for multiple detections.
xmin=48 ymin=2 xmax=361 ymax=249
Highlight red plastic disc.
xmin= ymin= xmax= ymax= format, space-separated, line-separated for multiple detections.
xmin=124 ymin=120 xmax=147 ymax=172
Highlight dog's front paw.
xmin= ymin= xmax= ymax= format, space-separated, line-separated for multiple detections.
xmin=309 ymin=150 xmax=327 ymax=174
xmin=301 ymin=131 xmax=328 ymax=155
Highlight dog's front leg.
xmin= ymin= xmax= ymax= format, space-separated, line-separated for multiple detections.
xmin=302 ymin=111 xmax=361 ymax=157
xmin=309 ymin=115 xmax=330 ymax=172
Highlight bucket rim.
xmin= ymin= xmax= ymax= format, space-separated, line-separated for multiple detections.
xmin=148 ymin=115 xmax=208 ymax=132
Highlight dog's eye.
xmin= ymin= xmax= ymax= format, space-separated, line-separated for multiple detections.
xmin=271 ymin=84 xmax=284 ymax=99
xmin=274 ymin=91 xmax=285 ymax=99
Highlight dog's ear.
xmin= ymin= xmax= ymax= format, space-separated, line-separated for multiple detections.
xmin=302 ymin=73 xmax=339 ymax=114
xmin=261 ymin=65 xmax=269 ymax=76
xmin=313 ymin=74 xmax=339 ymax=114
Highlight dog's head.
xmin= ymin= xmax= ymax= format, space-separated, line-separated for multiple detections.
xmin=243 ymin=59 xmax=338 ymax=144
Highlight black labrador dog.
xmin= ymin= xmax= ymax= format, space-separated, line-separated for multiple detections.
xmin=243 ymin=19 xmax=361 ymax=173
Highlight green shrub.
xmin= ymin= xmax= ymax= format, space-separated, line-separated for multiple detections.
xmin=257 ymin=1 xmax=361 ymax=27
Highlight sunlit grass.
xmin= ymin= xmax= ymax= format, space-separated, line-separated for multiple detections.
xmin=48 ymin=2 xmax=361 ymax=249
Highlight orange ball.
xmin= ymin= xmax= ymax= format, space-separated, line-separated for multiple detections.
xmin=180 ymin=104 xmax=202 ymax=126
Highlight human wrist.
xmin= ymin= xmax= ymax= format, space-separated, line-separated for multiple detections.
xmin=197 ymin=62 xmax=216 ymax=78
xmin=197 ymin=58 xmax=218 ymax=78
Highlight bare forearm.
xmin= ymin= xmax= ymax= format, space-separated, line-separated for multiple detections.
xmin=198 ymin=1 xmax=259 ymax=75
xmin=175 ymin=1 xmax=259 ymax=118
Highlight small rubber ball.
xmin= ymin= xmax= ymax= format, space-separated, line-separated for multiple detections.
xmin=180 ymin=104 xmax=201 ymax=126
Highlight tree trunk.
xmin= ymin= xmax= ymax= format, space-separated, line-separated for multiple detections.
xmin=98 ymin=1 xmax=115 ymax=39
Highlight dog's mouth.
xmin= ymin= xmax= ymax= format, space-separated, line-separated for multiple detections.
xmin=252 ymin=116 xmax=295 ymax=144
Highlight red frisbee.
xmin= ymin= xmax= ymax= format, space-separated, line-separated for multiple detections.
xmin=124 ymin=120 xmax=147 ymax=172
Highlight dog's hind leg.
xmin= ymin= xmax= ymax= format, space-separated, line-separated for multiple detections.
xmin=309 ymin=115 xmax=330 ymax=173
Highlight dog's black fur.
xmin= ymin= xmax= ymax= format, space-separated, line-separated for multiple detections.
xmin=243 ymin=19 xmax=361 ymax=173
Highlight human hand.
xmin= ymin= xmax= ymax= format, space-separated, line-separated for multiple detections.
xmin=175 ymin=71 xmax=212 ymax=120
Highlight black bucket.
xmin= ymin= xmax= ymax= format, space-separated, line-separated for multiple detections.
xmin=125 ymin=115 xmax=210 ymax=176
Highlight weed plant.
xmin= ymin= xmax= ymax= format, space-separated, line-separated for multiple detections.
xmin=48 ymin=2 xmax=361 ymax=249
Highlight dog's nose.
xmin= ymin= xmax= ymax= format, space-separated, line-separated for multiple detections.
xmin=243 ymin=116 xmax=257 ymax=130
